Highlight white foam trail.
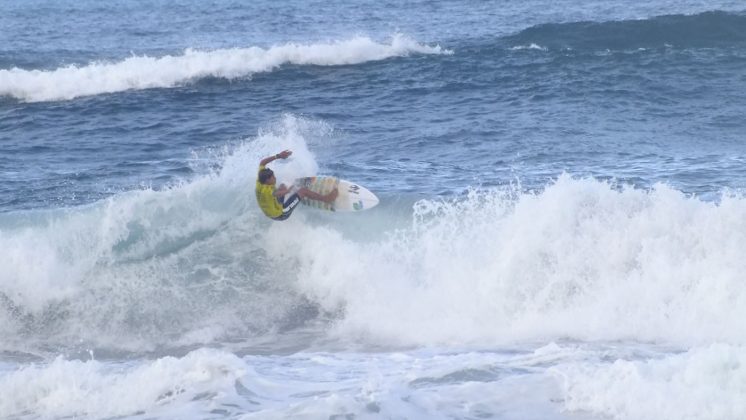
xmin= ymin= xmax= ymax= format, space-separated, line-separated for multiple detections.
xmin=0 ymin=35 xmax=451 ymax=102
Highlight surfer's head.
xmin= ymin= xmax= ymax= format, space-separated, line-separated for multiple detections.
xmin=258 ymin=168 xmax=275 ymax=185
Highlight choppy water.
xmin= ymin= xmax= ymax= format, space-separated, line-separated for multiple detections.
xmin=2 ymin=1 xmax=746 ymax=419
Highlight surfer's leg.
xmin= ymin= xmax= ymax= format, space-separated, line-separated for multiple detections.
xmin=297 ymin=187 xmax=338 ymax=203
xmin=282 ymin=193 xmax=300 ymax=212
xmin=272 ymin=193 xmax=300 ymax=221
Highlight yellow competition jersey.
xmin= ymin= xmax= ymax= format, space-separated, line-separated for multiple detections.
xmin=255 ymin=165 xmax=283 ymax=218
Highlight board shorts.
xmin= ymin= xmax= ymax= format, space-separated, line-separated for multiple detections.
xmin=272 ymin=193 xmax=300 ymax=221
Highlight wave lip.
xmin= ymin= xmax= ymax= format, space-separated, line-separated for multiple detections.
xmin=0 ymin=34 xmax=451 ymax=102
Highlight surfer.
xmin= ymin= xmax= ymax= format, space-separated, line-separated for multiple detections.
xmin=256 ymin=150 xmax=338 ymax=221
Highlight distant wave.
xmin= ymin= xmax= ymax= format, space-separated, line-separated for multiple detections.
xmin=0 ymin=35 xmax=451 ymax=102
xmin=506 ymin=10 xmax=746 ymax=51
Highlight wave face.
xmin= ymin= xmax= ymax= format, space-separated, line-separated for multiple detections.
xmin=0 ymin=35 xmax=449 ymax=102
xmin=3 ymin=120 xmax=746 ymax=353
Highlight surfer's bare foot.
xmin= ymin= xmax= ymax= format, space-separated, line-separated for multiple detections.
xmin=324 ymin=188 xmax=338 ymax=203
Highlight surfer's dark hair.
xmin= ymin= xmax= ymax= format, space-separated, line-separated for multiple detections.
xmin=258 ymin=168 xmax=274 ymax=184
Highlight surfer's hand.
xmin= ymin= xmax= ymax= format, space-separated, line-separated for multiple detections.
xmin=276 ymin=150 xmax=292 ymax=159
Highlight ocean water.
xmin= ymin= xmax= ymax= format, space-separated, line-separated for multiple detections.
xmin=2 ymin=0 xmax=746 ymax=418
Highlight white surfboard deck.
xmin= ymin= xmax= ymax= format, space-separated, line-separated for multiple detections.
xmin=293 ymin=176 xmax=379 ymax=212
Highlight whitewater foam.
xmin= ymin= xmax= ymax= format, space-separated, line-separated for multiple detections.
xmin=286 ymin=176 xmax=746 ymax=347
xmin=0 ymin=346 xmax=565 ymax=419
xmin=0 ymin=35 xmax=451 ymax=102
xmin=0 ymin=348 xmax=246 ymax=419
xmin=555 ymin=343 xmax=746 ymax=420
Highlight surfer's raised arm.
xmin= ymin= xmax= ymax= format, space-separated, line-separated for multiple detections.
xmin=259 ymin=149 xmax=292 ymax=167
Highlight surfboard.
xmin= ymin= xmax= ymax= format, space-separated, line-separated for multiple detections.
xmin=294 ymin=176 xmax=379 ymax=212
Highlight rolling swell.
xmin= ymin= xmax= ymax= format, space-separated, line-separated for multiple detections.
xmin=503 ymin=10 xmax=746 ymax=51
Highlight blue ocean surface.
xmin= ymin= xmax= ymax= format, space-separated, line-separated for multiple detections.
xmin=2 ymin=1 xmax=746 ymax=418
